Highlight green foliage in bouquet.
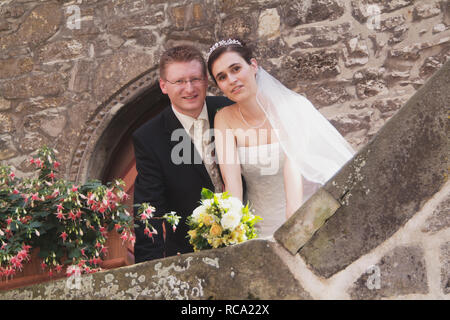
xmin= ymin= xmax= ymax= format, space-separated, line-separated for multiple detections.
xmin=187 ymin=188 xmax=262 ymax=251
xmin=0 ymin=146 xmax=179 ymax=280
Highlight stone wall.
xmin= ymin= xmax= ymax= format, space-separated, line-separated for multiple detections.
xmin=0 ymin=58 xmax=448 ymax=301
xmin=0 ymin=0 xmax=449 ymax=180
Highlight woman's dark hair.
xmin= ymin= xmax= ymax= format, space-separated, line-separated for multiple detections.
xmin=207 ymin=39 xmax=253 ymax=83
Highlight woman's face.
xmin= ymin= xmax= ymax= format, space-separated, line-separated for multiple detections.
xmin=211 ymin=51 xmax=258 ymax=103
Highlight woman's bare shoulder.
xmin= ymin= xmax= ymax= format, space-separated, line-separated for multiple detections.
xmin=215 ymin=103 xmax=237 ymax=123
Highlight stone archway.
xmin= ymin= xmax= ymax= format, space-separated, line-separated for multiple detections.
xmin=66 ymin=67 xmax=170 ymax=267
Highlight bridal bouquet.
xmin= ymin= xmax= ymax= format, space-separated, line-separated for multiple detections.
xmin=187 ymin=188 xmax=262 ymax=251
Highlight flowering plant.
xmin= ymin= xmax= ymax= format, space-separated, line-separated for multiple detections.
xmin=0 ymin=146 xmax=179 ymax=280
xmin=187 ymin=188 xmax=262 ymax=251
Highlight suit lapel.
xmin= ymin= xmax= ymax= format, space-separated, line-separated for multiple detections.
xmin=163 ymin=105 xmax=213 ymax=187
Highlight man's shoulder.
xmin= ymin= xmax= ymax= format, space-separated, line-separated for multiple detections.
xmin=133 ymin=107 xmax=168 ymax=141
xmin=205 ymin=95 xmax=234 ymax=109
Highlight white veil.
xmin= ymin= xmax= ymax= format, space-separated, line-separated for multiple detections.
xmin=255 ymin=67 xmax=355 ymax=191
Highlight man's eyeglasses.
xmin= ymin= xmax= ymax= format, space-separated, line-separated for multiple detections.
xmin=164 ymin=77 xmax=206 ymax=87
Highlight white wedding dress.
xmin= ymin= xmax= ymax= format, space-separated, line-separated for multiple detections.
xmin=237 ymin=142 xmax=321 ymax=238
xmin=238 ymin=143 xmax=287 ymax=238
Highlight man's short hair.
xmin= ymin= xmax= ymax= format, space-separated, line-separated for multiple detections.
xmin=159 ymin=45 xmax=207 ymax=79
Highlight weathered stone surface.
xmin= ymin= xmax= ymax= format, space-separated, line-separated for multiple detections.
xmin=0 ymin=56 xmax=33 ymax=78
xmin=0 ymin=96 xmax=11 ymax=111
xmin=18 ymin=131 xmax=50 ymax=153
xmin=304 ymin=82 xmax=353 ymax=107
xmin=281 ymin=0 xmax=345 ymax=27
xmin=299 ymin=61 xmax=450 ymax=278
xmin=283 ymin=50 xmax=340 ymax=83
xmin=0 ymin=134 xmax=18 ymax=160
xmin=372 ymin=97 xmax=407 ymax=115
xmin=0 ymin=113 xmax=14 ymax=133
xmin=284 ymin=22 xmax=352 ymax=49
xmin=329 ymin=111 xmax=372 ymax=136
xmin=220 ymin=0 xmax=281 ymax=14
xmin=275 ymin=189 xmax=341 ymax=255
xmin=441 ymin=242 xmax=450 ymax=294
xmin=348 ymin=246 xmax=428 ymax=299
xmin=351 ymin=0 xmax=414 ymax=22
xmin=0 ymin=240 xmax=312 ymax=300
xmin=421 ymin=194 xmax=450 ymax=234
xmin=1 ymin=73 xmax=64 ymax=99
xmin=220 ymin=15 xmax=255 ymax=39
xmin=37 ymin=40 xmax=87 ymax=64
xmin=24 ymin=109 xmax=67 ymax=138
xmin=258 ymin=8 xmax=280 ymax=39
xmin=93 ymin=51 xmax=154 ymax=101
xmin=343 ymin=36 xmax=370 ymax=67
xmin=169 ymin=2 xmax=213 ymax=31
xmin=353 ymin=68 xmax=388 ymax=99
xmin=413 ymin=3 xmax=441 ymax=21
xmin=0 ymin=3 xmax=62 ymax=49
xmin=420 ymin=51 xmax=450 ymax=78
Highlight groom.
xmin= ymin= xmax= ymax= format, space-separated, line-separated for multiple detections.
xmin=133 ymin=45 xmax=233 ymax=263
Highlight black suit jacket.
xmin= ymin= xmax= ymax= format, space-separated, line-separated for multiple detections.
xmin=133 ymin=96 xmax=233 ymax=263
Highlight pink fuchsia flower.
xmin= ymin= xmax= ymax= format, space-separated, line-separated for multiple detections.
xmin=6 ymin=217 xmax=12 ymax=225
xmin=55 ymin=211 xmax=65 ymax=221
xmin=53 ymin=161 xmax=61 ymax=169
xmin=71 ymin=185 xmax=78 ymax=192
xmin=55 ymin=264 xmax=63 ymax=273
xmin=60 ymin=231 xmax=68 ymax=242
xmin=31 ymin=192 xmax=40 ymax=201
xmin=41 ymin=262 xmax=47 ymax=271
xmin=68 ymin=211 xmax=77 ymax=221
xmin=8 ymin=172 xmax=15 ymax=180
xmin=12 ymin=189 xmax=19 ymax=194
xmin=48 ymin=171 xmax=55 ymax=180
xmin=57 ymin=204 xmax=64 ymax=211
xmin=144 ymin=227 xmax=151 ymax=237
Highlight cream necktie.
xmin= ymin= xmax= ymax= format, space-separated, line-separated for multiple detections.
xmin=192 ymin=118 xmax=224 ymax=193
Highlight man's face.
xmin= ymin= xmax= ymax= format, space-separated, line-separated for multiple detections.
xmin=159 ymin=60 xmax=208 ymax=118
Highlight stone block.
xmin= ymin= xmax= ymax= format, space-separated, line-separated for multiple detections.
xmin=0 ymin=134 xmax=17 ymax=161
xmin=258 ymin=8 xmax=280 ymax=39
xmin=281 ymin=0 xmax=345 ymax=27
xmin=37 ymin=40 xmax=87 ymax=64
xmin=348 ymin=246 xmax=428 ymax=299
xmin=441 ymin=242 xmax=450 ymax=294
xmin=351 ymin=0 xmax=414 ymax=22
xmin=284 ymin=22 xmax=352 ymax=49
xmin=421 ymin=194 xmax=450 ymax=234
xmin=282 ymin=50 xmax=340 ymax=84
xmin=1 ymin=73 xmax=64 ymax=99
xmin=274 ymin=189 xmax=341 ymax=255
xmin=299 ymin=61 xmax=450 ymax=278
xmin=0 ymin=240 xmax=312 ymax=300
xmin=413 ymin=3 xmax=441 ymax=21
xmin=0 ymin=3 xmax=61 ymax=49
xmin=353 ymin=68 xmax=388 ymax=99
xmin=0 ymin=113 xmax=14 ymax=134
xmin=0 ymin=96 xmax=11 ymax=111
xmin=0 ymin=56 xmax=33 ymax=79
xmin=220 ymin=15 xmax=255 ymax=39
xmin=304 ymin=82 xmax=353 ymax=108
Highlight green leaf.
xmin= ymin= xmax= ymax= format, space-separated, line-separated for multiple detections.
xmin=201 ymin=188 xmax=214 ymax=200
xmin=68 ymin=248 xmax=81 ymax=259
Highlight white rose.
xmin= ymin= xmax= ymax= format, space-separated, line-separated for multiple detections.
xmin=221 ymin=210 xmax=242 ymax=231
xmin=192 ymin=204 xmax=206 ymax=222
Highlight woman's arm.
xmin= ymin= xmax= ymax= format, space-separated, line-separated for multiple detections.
xmin=214 ymin=109 xmax=243 ymax=201
xmin=283 ymin=155 xmax=303 ymax=219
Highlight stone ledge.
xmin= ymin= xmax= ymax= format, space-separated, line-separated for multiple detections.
xmin=0 ymin=239 xmax=312 ymax=300
xmin=297 ymin=60 xmax=449 ymax=278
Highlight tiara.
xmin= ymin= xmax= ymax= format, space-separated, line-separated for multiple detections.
xmin=207 ymin=39 xmax=242 ymax=60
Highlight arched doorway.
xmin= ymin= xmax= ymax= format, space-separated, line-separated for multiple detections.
xmin=89 ymin=84 xmax=169 ymax=268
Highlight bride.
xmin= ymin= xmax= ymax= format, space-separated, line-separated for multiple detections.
xmin=207 ymin=39 xmax=355 ymax=238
